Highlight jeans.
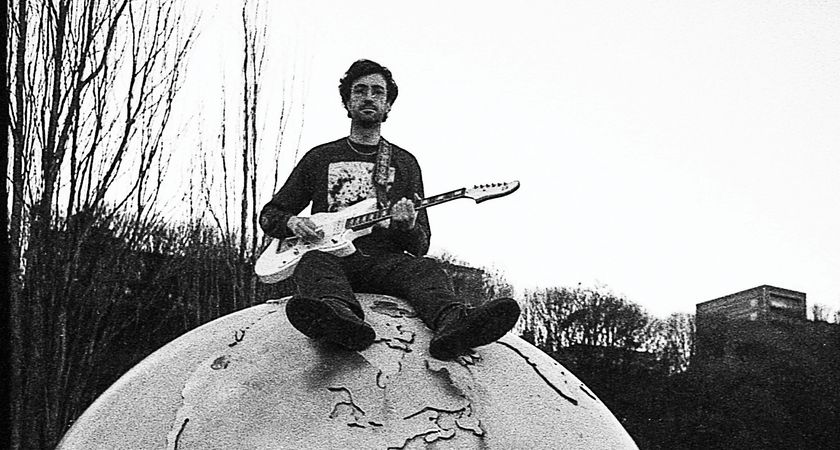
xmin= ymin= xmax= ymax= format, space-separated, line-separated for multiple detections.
xmin=291 ymin=250 xmax=459 ymax=328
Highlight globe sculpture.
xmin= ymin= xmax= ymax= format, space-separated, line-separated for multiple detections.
xmin=58 ymin=294 xmax=637 ymax=449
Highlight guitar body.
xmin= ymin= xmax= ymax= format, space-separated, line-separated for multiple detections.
xmin=254 ymin=199 xmax=377 ymax=283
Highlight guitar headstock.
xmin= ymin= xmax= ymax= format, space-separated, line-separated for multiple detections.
xmin=464 ymin=180 xmax=520 ymax=203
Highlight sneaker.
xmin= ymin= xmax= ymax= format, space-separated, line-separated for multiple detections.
xmin=429 ymin=298 xmax=521 ymax=360
xmin=286 ymin=296 xmax=376 ymax=351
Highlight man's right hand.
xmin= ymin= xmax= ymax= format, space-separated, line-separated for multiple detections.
xmin=287 ymin=216 xmax=324 ymax=242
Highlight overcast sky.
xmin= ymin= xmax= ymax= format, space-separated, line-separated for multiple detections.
xmin=178 ymin=0 xmax=840 ymax=317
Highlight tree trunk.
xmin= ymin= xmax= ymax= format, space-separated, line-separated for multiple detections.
xmin=9 ymin=0 xmax=28 ymax=446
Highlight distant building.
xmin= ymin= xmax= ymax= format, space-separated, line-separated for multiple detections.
xmin=692 ymin=285 xmax=832 ymax=366
xmin=696 ymin=284 xmax=806 ymax=324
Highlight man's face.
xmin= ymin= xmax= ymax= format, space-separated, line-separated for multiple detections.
xmin=346 ymin=73 xmax=391 ymax=126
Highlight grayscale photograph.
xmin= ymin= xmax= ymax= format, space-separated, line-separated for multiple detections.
xmin=5 ymin=1 xmax=840 ymax=449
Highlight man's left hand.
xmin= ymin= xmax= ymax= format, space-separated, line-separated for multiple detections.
xmin=390 ymin=196 xmax=418 ymax=231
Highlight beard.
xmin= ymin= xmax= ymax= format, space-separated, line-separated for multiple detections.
xmin=351 ymin=108 xmax=386 ymax=127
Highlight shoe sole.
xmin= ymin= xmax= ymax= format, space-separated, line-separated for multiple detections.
xmin=429 ymin=298 xmax=521 ymax=360
xmin=286 ymin=297 xmax=375 ymax=351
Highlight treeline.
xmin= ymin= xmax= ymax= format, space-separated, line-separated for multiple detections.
xmin=513 ymin=284 xmax=694 ymax=374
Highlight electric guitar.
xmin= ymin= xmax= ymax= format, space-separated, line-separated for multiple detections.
xmin=254 ymin=180 xmax=520 ymax=283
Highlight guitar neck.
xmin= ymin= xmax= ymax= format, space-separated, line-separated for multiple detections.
xmin=345 ymin=188 xmax=467 ymax=230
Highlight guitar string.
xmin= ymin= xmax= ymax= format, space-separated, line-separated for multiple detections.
xmin=348 ymin=190 xmax=462 ymax=228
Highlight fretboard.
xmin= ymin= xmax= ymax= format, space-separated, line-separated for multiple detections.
xmin=345 ymin=188 xmax=467 ymax=230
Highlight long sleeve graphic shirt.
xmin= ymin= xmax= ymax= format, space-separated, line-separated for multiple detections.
xmin=259 ymin=137 xmax=431 ymax=257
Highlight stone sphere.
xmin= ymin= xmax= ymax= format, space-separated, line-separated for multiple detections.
xmin=58 ymin=294 xmax=637 ymax=449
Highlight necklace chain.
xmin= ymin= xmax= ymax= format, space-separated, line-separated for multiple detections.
xmin=346 ymin=138 xmax=379 ymax=155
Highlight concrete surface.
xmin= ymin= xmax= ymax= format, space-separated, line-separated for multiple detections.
xmin=58 ymin=294 xmax=637 ymax=449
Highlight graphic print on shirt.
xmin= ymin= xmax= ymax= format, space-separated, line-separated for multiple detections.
xmin=327 ymin=161 xmax=395 ymax=212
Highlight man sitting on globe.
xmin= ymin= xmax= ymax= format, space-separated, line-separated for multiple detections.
xmin=258 ymin=59 xmax=520 ymax=360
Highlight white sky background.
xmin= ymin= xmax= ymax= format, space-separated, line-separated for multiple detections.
xmin=175 ymin=0 xmax=840 ymax=317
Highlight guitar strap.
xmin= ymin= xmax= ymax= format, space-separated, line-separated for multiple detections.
xmin=373 ymin=139 xmax=392 ymax=208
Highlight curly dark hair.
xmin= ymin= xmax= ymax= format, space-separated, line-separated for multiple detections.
xmin=338 ymin=59 xmax=399 ymax=107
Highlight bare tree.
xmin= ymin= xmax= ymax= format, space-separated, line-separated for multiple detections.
xmin=650 ymin=313 xmax=695 ymax=373
xmin=520 ymin=285 xmax=653 ymax=353
xmin=238 ymin=0 xmax=267 ymax=306
xmin=197 ymin=0 xmax=306 ymax=308
xmin=520 ymin=284 xmax=696 ymax=374
xmin=6 ymin=0 xmax=196 ymax=447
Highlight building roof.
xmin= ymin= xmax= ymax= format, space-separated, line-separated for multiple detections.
xmin=696 ymin=284 xmax=806 ymax=308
